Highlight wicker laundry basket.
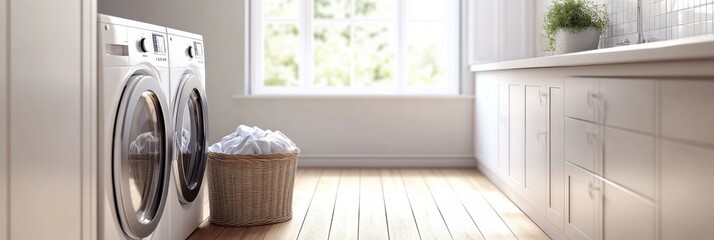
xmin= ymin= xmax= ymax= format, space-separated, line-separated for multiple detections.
xmin=207 ymin=151 xmax=299 ymax=226
xmin=128 ymin=153 xmax=156 ymax=194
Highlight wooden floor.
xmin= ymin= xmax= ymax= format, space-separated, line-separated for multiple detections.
xmin=189 ymin=168 xmax=550 ymax=240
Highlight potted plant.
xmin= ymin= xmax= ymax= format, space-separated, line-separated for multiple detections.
xmin=544 ymin=0 xmax=608 ymax=54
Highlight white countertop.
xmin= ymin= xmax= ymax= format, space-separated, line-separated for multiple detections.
xmin=470 ymin=35 xmax=714 ymax=72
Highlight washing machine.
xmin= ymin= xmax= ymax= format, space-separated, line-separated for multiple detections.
xmin=166 ymin=28 xmax=209 ymax=240
xmin=98 ymin=14 xmax=172 ymax=240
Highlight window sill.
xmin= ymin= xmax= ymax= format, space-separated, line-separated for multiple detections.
xmin=232 ymin=94 xmax=475 ymax=100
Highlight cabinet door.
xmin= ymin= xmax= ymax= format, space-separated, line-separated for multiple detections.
xmin=565 ymin=163 xmax=601 ymax=240
xmin=603 ymin=182 xmax=655 ymax=240
xmin=603 ymin=127 xmax=655 ymax=198
xmin=661 ymin=80 xmax=714 ymax=146
xmin=475 ymin=77 xmax=499 ymax=169
xmin=565 ymin=78 xmax=598 ymax=122
xmin=524 ymin=84 xmax=547 ymax=213
xmin=546 ymin=83 xmax=566 ymax=231
xmin=508 ymin=84 xmax=525 ymax=187
xmin=598 ymin=79 xmax=655 ymax=133
xmin=498 ymin=84 xmax=510 ymax=175
xmin=661 ymin=141 xmax=714 ymax=239
xmin=565 ymin=118 xmax=599 ymax=174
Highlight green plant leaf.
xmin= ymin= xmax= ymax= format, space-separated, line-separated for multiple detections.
xmin=543 ymin=0 xmax=608 ymax=51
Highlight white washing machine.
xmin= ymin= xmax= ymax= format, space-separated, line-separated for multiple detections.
xmin=166 ymin=28 xmax=209 ymax=240
xmin=98 ymin=14 xmax=172 ymax=240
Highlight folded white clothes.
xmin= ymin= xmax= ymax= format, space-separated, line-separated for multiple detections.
xmin=129 ymin=132 xmax=160 ymax=154
xmin=209 ymin=125 xmax=298 ymax=154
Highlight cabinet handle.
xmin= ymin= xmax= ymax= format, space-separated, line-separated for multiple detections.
xmin=586 ymin=91 xmax=600 ymax=107
xmin=538 ymin=90 xmax=548 ymax=106
xmin=588 ymin=181 xmax=601 ymax=199
xmin=586 ymin=131 xmax=598 ymax=145
xmin=537 ymin=130 xmax=548 ymax=143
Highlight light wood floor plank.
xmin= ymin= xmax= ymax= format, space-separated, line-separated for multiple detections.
xmin=460 ymin=169 xmax=551 ymax=240
xmin=422 ymin=169 xmax=485 ymax=240
xmin=298 ymin=169 xmax=341 ymax=240
xmin=380 ymin=169 xmax=421 ymax=240
xmin=242 ymin=225 xmax=272 ymax=240
xmin=400 ymin=169 xmax=452 ymax=240
xmin=215 ymin=227 xmax=246 ymax=240
xmin=187 ymin=220 xmax=225 ymax=240
xmin=189 ymin=168 xmax=550 ymax=240
xmin=328 ymin=169 xmax=360 ymax=240
xmin=358 ymin=169 xmax=389 ymax=240
xmin=263 ymin=168 xmax=323 ymax=240
xmin=440 ymin=169 xmax=518 ymax=240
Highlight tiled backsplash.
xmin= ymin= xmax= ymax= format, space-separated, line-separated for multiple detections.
xmin=599 ymin=0 xmax=714 ymax=48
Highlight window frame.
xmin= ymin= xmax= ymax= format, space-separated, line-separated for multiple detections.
xmin=249 ymin=0 xmax=461 ymax=95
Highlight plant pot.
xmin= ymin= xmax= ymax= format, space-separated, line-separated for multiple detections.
xmin=555 ymin=27 xmax=600 ymax=54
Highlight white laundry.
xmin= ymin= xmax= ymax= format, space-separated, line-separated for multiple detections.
xmin=177 ymin=128 xmax=191 ymax=152
xmin=129 ymin=132 xmax=160 ymax=154
xmin=209 ymin=125 xmax=298 ymax=154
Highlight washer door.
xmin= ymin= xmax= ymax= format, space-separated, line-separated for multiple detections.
xmin=113 ymin=73 xmax=171 ymax=239
xmin=173 ymin=71 xmax=208 ymax=203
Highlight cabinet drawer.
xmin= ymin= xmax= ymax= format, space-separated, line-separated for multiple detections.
xmin=603 ymin=182 xmax=655 ymax=240
xmin=565 ymin=118 xmax=599 ymax=174
xmin=661 ymin=141 xmax=714 ymax=239
xmin=599 ymin=79 xmax=656 ymax=133
xmin=565 ymin=78 xmax=598 ymax=122
xmin=565 ymin=163 xmax=600 ymax=240
xmin=661 ymin=80 xmax=714 ymax=146
xmin=603 ymin=127 xmax=655 ymax=198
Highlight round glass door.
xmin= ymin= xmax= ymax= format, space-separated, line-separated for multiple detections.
xmin=173 ymin=72 xmax=208 ymax=203
xmin=114 ymin=73 xmax=171 ymax=239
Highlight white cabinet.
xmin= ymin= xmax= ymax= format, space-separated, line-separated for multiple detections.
xmin=546 ymin=79 xmax=566 ymax=231
xmin=475 ymin=76 xmax=499 ymax=170
xmin=508 ymin=84 xmax=525 ymax=188
xmin=661 ymin=141 xmax=714 ymax=239
xmin=603 ymin=128 xmax=655 ymax=198
xmin=498 ymin=84 xmax=510 ymax=174
xmin=565 ymin=118 xmax=599 ymax=173
xmin=565 ymin=78 xmax=598 ymax=122
xmin=661 ymin=80 xmax=714 ymax=146
xmin=524 ymin=81 xmax=547 ymax=213
xmin=5 ymin=0 xmax=93 ymax=238
xmin=475 ymin=73 xmax=714 ymax=240
xmin=565 ymin=163 xmax=600 ymax=240
xmin=602 ymin=182 xmax=655 ymax=240
xmin=598 ymin=79 xmax=656 ymax=133
xmin=566 ymin=163 xmax=655 ymax=240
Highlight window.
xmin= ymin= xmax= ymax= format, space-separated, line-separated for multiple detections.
xmin=250 ymin=0 xmax=461 ymax=95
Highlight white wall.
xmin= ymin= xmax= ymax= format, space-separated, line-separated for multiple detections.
xmin=535 ymin=0 xmax=552 ymax=56
xmin=6 ymin=0 xmax=94 ymax=239
xmin=99 ymin=0 xmax=476 ymax=167
xmin=468 ymin=0 xmax=539 ymax=63
xmin=0 ymin=0 xmax=7 ymax=238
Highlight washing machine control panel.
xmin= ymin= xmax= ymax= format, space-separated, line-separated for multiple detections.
xmin=187 ymin=41 xmax=203 ymax=59
xmin=152 ymin=34 xmax=167 ymax=54
xmin=99 ymin=16 xmax=169 ymax=68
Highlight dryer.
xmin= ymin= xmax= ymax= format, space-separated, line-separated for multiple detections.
xmin=166 ymin=28 xmax=209 ymax=240
xmin=98 ymin=14 xmax=172 ymax=240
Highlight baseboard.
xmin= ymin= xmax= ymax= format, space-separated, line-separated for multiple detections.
xmin=476 ymin=161 xmax=570 ymax=240
xmin=297 ymin=154 xmax=477 ymax=168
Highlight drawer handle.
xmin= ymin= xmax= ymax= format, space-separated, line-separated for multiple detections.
xmin=586 ymin=91 xmax=600 ymax=107
xmin=588 ymin=181 xmax=600 ymax=199
xmin=586 ymin=132 xmax=598 ymax=145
